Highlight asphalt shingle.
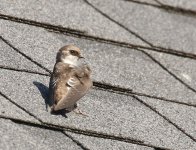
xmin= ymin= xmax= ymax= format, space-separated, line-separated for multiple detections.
xmin=0 ymin=39 xmax=46 ymax=73
xmin=0 ymin=95 xmax=38 ymax=122
xmin=0 ymin=0 xmax=144 ymax=45
xmin=146 ymin=50 xmax=196 ymax=91
xmin=0 ymin=117 xmax=155 ymax=150
xmin=65 ymin=132 xmax=154 ymax=150
xmin=88 ymin=0 xmax=196 ymax=54
xmin=0 ymin=119 xmax=82 ymax=150
xmin=159 ymin=0 xmax=196 ymax=11
xmin=0 ymin=19 xmax=195 ymax=105
xmin=1 ymin=0 xmax=196 ymax=149
xmin=0 ymin=69 xmax=195 ymax=150
xmin=140 ymin=96 xmax=196 ymax=138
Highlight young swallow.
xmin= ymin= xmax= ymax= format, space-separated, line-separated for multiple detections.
xmin=49 ymin=45 xmax=92 ymax=115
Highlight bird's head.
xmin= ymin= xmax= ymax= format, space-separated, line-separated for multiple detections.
xmin=56 ymin=45 xmax=84 ymax=66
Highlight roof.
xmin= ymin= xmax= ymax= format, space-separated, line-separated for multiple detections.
xmin=0 ymin=0 xmax=196 ymax=150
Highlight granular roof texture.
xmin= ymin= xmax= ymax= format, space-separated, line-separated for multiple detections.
xmin=0 ymin=0 xmax=196 ymax=150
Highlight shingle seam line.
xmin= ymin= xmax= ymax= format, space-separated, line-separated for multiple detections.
xmin=124 ymin=0 xmax=196 ymax=16
xmin=0 ymin=115 xmax=171 ymax=150
xmin=0 ymin=35 xmax=52 ymax=74
xmin=1 ymin=13 xmax=196 ymax=60
xmin=0 ymin=65 xmax=195 ymax=108
xmin=133 ymin=95 xmax=196 ymax=142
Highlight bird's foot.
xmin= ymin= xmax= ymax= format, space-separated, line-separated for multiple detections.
xmin=73 ymin=108 xmax=88 ymax=117
xmin=50 ymin=105 xmax=55 ymax=113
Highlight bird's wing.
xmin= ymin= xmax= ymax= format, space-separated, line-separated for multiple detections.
xmin=48 ymin=62 xmax=71 ymax=106
xmin=48 ymin=73 xmax=55 ymax=106
xmin=54 ymin=71 xmax=92 ymax=111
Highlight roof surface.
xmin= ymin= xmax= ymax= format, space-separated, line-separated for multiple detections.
xmin=0 ymin=0 xmax=196 ymax=150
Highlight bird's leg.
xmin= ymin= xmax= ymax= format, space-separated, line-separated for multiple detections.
xmin=50 ymin=105 xmax=55 ymax=113
xmin=72 ymin=103 xmax=88 ymax=117
xmin=73 ymin=108 xmax=88 ymax=116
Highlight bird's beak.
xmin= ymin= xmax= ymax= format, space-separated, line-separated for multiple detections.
xmin=79 ymin=55 xmax=85 ymax=59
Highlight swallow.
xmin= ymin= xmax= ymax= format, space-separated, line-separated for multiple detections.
xmin=48 ymin=45 xmax=92 ymax=115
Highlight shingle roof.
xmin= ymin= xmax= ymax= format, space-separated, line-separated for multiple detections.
xmin=0 ymin=0 xmax=196 ymax=150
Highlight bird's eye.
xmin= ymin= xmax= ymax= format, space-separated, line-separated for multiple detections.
xmin=70 ymin=50 xmax=74 ymax=53
xmin=70 ymin=50 xmax=78 ymax=55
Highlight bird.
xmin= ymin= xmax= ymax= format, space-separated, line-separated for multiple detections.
xmin=48 ymin=45 xmax=92 ymax=115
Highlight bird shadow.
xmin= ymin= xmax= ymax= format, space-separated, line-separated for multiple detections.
xmin=33 ymin=81 xmax=68 ymax=117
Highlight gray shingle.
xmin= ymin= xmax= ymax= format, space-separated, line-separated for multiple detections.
xmin=0 ymin=119 xmax=82 ymax=150
xmin=0 ymin=39 xmax=46 ymax=73
xmin=88 ymin=0 xmax=196 ymax=54
xmin=0 ymin=0 xmax=144 ymax=45
xmin=0 ymin=19 xmax=195 ymax=105
xmin=0 ymin=95 xmax=38 ymax=122
xmin=1 ymin=0 xmax=196 ymax=150
xmin=147 ymin=50 xmax=196 ymax=92
xmin=159 ymin=0 xmax=196 ymax=11
xmin=65 ymin=132 xmax=154 ymax=150
xmin=0 ymin=69 xmax=195 ymax=150
xmin=140 ymin=96 xmax=196 ymax=139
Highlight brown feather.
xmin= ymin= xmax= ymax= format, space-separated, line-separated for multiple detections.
xmin=49 ymin=45 xmax=92 ymax=112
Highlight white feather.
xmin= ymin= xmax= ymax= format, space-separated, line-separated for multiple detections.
xmin=62 ymin=55 xmax=78 ymax=66
xmin=67 ymin=78 xmax=76 ymax=87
